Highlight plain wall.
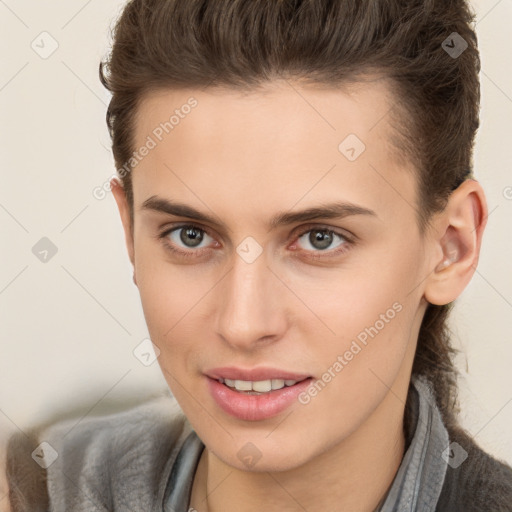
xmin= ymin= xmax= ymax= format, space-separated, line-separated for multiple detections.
xmin=1 ymin=0 xmax=511 ymax=468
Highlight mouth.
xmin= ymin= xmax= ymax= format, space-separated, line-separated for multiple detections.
xmin=205 ymin=367 xmax=313 ymax=421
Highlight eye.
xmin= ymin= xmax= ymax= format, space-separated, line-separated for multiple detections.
xmin=291 ymin=226 xmax=352 ymax=258
xmin=159 ymin=224 xmax=217 ymax=258
xmin=158 ymin=223 xmax=353 ymax=260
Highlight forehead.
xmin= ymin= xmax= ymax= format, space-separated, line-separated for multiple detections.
xmin=131 ymin=79 xmax=418 ymax=229
xmin=134 ymin=78 xmax=397 ymax=147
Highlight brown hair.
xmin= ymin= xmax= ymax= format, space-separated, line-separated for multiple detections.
xmin=99 ymin=0 xmax=480 ymax=436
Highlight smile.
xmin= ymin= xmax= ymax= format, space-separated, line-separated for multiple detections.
xmin=207 ymin=371 xmax=313 ymax=420
xmin=219 ymin=378 xmax=303 ymax=394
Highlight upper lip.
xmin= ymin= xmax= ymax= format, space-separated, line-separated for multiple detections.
xmin=205 ymin=367 xmax=311 ymax=382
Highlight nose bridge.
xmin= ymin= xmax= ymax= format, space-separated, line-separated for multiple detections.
xmin=215 ymin=246 xmax=284 ymax=348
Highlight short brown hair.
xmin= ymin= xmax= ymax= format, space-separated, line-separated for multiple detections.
xmin=100 ymin=0 xmax=481 ymax=436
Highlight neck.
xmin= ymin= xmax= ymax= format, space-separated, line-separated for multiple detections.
xmin=190 ymin=381 xmax=409 ymax=512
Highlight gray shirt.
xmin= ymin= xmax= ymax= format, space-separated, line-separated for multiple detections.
xmin=6 ymin=374 xmax=512 ymax=511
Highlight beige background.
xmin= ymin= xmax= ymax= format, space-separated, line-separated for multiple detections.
xmin=1 ymin=0 xmax=511 ymax=470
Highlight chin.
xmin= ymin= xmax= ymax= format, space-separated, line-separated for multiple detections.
xmin=207 ymin=432 xmax=317 ymax=473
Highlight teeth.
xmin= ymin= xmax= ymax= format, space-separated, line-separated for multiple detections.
xmin=220 ymin=378 xmax=299 ymax=392
xmin=252 ymin=380 xmax=272 ymax=392
xmin=234 ymin=380 xmax=252 ymax=391
xmin=271 ymin=379 xmax=285 ymax=389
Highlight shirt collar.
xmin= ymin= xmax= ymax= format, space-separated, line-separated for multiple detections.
xmin=377 ymin=374 xmax=449 ymax=511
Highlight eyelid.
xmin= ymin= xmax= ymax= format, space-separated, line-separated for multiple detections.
xmin=291 ymin=222 xmax=355 ymax=243
xmin=159 ymin=222 xmax=217 ymax=243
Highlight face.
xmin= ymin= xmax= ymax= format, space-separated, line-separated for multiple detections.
xmin=115 ymin=79 xmax=434 ymax=472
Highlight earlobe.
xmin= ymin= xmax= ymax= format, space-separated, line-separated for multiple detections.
xmin=110 ymin=177 xmax=136 ymax=270
xmin=424 ymin=179 xmax=487 ymax=306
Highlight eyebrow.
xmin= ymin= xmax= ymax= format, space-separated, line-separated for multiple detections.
xmin=141 ymin=195 xmax=377 ymax=231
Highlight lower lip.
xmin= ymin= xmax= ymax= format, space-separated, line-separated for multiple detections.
xmin=207 ymin=377 xmax=313 ymax=421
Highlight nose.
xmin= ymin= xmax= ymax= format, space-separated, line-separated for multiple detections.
xmin=214 ymin=247 xmax=288 ymax=351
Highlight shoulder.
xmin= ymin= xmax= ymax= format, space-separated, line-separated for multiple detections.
xmin=436 ymin=425 xmax=512 ymax=512
xmin=5 ymin=394 xmax=193 ymax=512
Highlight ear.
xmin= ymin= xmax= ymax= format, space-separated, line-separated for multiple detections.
xmin=423 ymin=179 xmax=488 ymax=306
xmin=111 ymin=178 xmax=136 ymax=279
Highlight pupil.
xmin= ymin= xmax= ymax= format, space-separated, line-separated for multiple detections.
xmin=310 ymin=230 xmax=332 ymax=250
xmin=181 ymin=227 xmax=203 ymax=247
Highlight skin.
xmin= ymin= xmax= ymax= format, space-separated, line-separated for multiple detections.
xmin=111 ymin=79 xmax=487 ymax=512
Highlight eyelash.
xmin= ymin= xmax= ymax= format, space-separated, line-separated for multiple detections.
xmin=157 ymin=223 xmax=354 ymax=261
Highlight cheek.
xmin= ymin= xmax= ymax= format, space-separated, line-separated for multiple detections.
xmin=134 ymin=239 xmax=202 ymax=332
xmin=136 ymin=267 xmax=202 ymax=400
xmin=134 ymin=248 xmax=217 ymax=379
xmin=309 ymin=286 xmax=410 ymax=387
xmin=297 ymin=255 xmax=419 ymax=416
xmin=297 ymin=249 xmax=418 ymax=388
xmin=299 ymin=261 xmax=409 ymax=340
xmin=290 ymin=300 xmax=415 ymax=452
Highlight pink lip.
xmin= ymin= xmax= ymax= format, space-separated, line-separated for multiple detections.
xmin=206 ymin=368 xmax=313 ymax=421
xmin=205 ymin=366 xmax=311 ymax=381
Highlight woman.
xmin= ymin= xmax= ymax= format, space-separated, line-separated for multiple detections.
xmin=6 ymin=0 xmax=512 ymax=511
